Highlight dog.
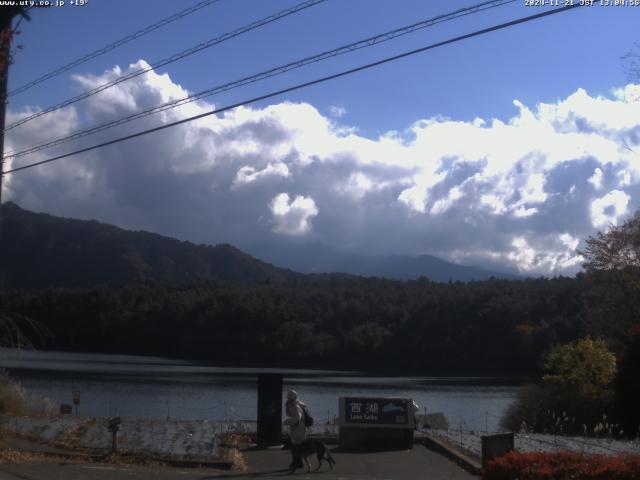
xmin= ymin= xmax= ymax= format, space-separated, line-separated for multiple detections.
xmin=282 ymin=436 xmax=336 ymax=473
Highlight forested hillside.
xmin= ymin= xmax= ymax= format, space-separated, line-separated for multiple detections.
xmin=1 ymin=275 xmax=591 ymax=375
xmin=1 ymin=202 xmax=638 ymax=376
xmin=0 ymin=202 xmax=297 ymax=288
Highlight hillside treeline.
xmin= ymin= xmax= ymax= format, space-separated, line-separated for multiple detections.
xmin=4 ymin=273 xmax=624 ymax=375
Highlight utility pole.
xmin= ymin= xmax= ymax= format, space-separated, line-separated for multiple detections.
xmin=0 ymin=6 xmax=24 ymax=240
xmin=0 ymin=7 xmax=30 ymax=289
xmin=0 ymin=8 xmax=19 ymax=288
xmin=0 ymin=10 xmax=14 ymax=240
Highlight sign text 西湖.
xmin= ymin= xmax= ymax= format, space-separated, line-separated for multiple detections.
xmin=343 ymin=398 xmax=409 ymax=425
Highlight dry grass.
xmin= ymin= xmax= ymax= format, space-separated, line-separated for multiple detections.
xmin=229 ymin=448 xmax=247 ymax=471
xmin=0 ymin=426 xmax=95 ymax=458
xmin=0 ymin=371 xmax=27 ymax=416
xmin=56 ymin=419 xmax=94 ymax=450
xmin=0 ymin=444 xmax=163 ymax=468
xmin=0 ymin=369 xmax=55 ymax=417
xmin=0 ymin=445 xmax=82 ymax=465
xmin=218 ymin=432 xmax=250 ymax=471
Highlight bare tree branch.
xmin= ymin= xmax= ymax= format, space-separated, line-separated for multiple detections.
xmin=580 ymin=209 xmax=640 ymax=272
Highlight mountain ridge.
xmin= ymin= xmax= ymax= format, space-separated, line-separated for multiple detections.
xmin=0 ymin=202 xmax=519 ymax=288
xmin=0 ymin=202 xmax=297 ymax=288
xmin=246 ymin=241 xmax=520 ymax=282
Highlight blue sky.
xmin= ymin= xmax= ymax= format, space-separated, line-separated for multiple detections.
xmin=9 ymin=1 xmax=635 ymax=133
xmin=3 ymin=0 xmax=640 ymax=275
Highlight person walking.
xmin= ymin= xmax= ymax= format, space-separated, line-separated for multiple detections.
xmin=284 ymin=390 xmax=306 ymax=469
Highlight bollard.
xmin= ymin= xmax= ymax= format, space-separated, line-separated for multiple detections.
xmin=256 ymin=374 xmax=283 ymax=446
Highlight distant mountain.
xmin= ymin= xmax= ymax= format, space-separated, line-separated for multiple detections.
xmin=0 ymin=202 xmax=518 ymax=289
xmin=246 ymin=241 xmax=521 ymax=282
xmin=0 ymin=202 xmax=297 ymax=289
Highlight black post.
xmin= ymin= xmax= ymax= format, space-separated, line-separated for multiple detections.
xmin=256 ymin=374 xmax=283 ymax=446
xmin=0 ymin=10 xmax=13 ymax=243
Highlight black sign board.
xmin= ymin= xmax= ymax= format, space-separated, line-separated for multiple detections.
xmin=72 ymin=391 xmax=80 ymax=405
xmin=108 ymin=416 xmax=121 ymax=429
xmin=60 ymin=404 xmax=72 ymax=415
xmin=481 ymin=433 xmax=514 ymax=468
xmin=341 ymin=397 xmax=411 ymax=427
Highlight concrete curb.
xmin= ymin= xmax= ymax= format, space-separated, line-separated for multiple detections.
xmin=417 ymin=434 xmax=482 ymax=476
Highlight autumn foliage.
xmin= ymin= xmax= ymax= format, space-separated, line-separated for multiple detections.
xmin=483 ymin=451 xmax=640 ymax=480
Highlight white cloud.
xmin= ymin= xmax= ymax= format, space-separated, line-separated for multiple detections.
xmin=480 ymin=194 xmax=508 ymax=215
xmin=270 ymin=193 xmax=318 ymax=236
xmin=431 ymin=186 xmax=464 ymax=215
xmin=453 ymin=234 xmax=584 ymax=275
xmin=617 ymin=170 xmax=632 ymax=187
xmin=232 ymin=162 xmax=290 ymax=189
xmin=588 ymin=168 xmax=603 ymax=190
xmin=507 ymin=237 xmax=537 ymax=271
xmin=329 ymin=105 xmax=347 ymax=118
xmin=5 ymin=59 xmax=640 ymax=275
xmin=512 ymin=206 xmax=538 ymax=218
xmin=559 ymin=233 xmax=580 ymax=251
xmin=590 ymin=189 xmax=630 ymax=227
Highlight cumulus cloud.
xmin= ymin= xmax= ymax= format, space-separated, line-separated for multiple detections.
xmin=588 ymin=167 xmax=604 ymax=190
xmin=270 ymin=193 xmax=318 ymax=236
xmin=329 ymin=105 xmax=347 ymax=118
xmin=232 ymin=162 xmax=290 ymax=189
xmin=590 ymin=189 xmax=630 ymax=228
xmin=4 ymin=60 xmax=640 ymax=275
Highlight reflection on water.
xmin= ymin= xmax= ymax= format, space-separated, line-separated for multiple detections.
xmin=0 ymin=348 xmax=520 ymax=432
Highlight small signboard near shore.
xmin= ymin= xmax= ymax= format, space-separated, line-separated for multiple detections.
xmin=341 ymin=397 xmax=412 ymax=427
xmin=339 ymin=397 xmax=414 ymax=450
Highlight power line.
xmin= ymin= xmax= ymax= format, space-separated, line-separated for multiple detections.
xmin=7 ymin=0 xmax=224 ymax=98
xmin=4 ymin=0 xmax=517 ymax=161
xmin=4 ymin=0 xmax=326 ymax=132
xmin=3 ymin=4 xmax=582 ymax=176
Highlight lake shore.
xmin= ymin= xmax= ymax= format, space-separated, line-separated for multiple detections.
xmin=4 ymin=414 xmax=639 ymax=463
xmin=0 ymin=348 xmax=520 ymax=432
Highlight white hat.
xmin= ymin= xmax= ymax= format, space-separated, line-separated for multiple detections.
xmin=286 ymin=390 xmax=298 ymax=401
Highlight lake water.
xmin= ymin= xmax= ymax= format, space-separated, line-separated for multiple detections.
xmin=0 ymin=349 xmax=520 ymax=432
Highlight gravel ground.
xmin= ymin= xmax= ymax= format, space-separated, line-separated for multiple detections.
xmin=428 ymin=428 xmax=640 ymax=458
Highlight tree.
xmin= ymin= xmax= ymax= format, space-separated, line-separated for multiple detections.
xmin=542 ymin=337 xmax=616 ymax=398
xmin=580 ymin=208 xmax=640 ymax=348
xmin=0 ymin=312 xmax=49 ymax=349
xmin=501 ymin=338 xmax=617 ymax=435
xmin=613 ymin=326 xmax=640 ymax=438
xmin=581 ymin=208 xmax=640 ymax=272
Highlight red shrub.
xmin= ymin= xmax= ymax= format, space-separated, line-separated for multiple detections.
xmin=483 ymin=451 xmax=640 ymax=480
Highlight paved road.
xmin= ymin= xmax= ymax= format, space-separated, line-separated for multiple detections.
xmin=0 ymin=445 xmax=478 ymax=479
